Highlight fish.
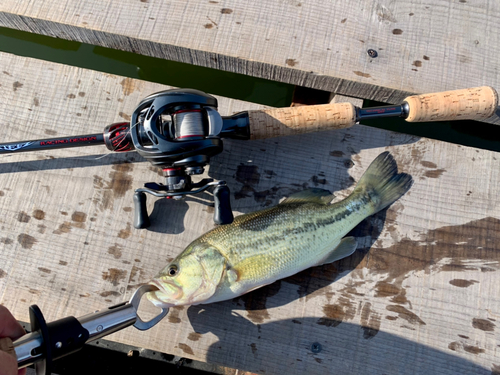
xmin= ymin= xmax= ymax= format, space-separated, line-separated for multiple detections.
xmin=147 ymin=152 xmax=413 ymax=308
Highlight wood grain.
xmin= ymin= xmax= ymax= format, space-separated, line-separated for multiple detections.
xmin=0 ymin=1 xmax=499 ymax=125
xmin=0 ymin=52 xmax=499 ymax=375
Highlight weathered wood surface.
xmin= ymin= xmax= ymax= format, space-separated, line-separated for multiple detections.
xmin=0 ymin=0 xmax=499 ymax=125
xmin=0 ymin=52 xmax=500 ymax=375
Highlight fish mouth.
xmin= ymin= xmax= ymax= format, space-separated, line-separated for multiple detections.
xmin=147 ymin=279 xmax=183 ymax=307
xmin=149 ymin=279 xmax=166 ymax=291
xmin=146 ymin=292 xmax=174 ymax=308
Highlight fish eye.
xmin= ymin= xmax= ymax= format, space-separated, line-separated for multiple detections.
xmin=168 ymin=265 xmax=178 ymax=277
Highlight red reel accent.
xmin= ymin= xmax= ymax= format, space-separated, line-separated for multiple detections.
xmin=163 ymin=167 xmax=182 ymax=172
xmin=173 ymin=109 xmax=202 ymax=114
xmin=103 ymin=122 xmax=134 ymax=152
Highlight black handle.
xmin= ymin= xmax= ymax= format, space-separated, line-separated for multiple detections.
xmin=28 ymin=305 xmax=89 ymax=375
xmin=213 ymin=185 xmax=234 ymax=225
xmin=133 ymin=192 xmax=150 ymax=229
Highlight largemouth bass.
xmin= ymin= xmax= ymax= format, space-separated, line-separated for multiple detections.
xmin=148 ymin=152 xmax=412 ymax=308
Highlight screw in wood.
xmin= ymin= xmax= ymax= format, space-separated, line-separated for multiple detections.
xmin=311 ymin=342 xmax=322 ymax=353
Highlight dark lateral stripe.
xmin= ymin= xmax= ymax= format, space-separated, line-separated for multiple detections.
xmin=317 ymin=199 xmax=366 ymax=227
xmin=230 ymin=197 xmax=372 ymax=250
xmin=279 ymin=201 xmax=367 ymax=237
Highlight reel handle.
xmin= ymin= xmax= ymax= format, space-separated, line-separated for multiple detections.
xmin=133 ymin=192 xmax=151 ymax=229
xmin=213 ymin=185 xmax=234 ymax=225
xmin=132 ymin=180 xmax=234 ymax=229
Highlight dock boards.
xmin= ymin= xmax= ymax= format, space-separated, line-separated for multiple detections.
xmin=0 ymin=52 xmax=499 ymax=374
xmin=1 ymin=0 xmax=500 ymax=126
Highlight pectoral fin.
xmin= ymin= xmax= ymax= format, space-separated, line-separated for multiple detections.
xmin=319 ymin=236 xmax=357 ymax=265
xmin=280 ymin=188 xmax=334 ymax=205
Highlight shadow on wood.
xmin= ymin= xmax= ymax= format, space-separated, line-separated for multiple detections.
xmin=147 ymin=194 xmax=217 ymax=235
xmin=0 ymin=152 xmax=146 ymax=174
xmin=208 ymin=125 xmax=420 ymax=216
xmin=187 ymin=309 xmax=492 ymax=375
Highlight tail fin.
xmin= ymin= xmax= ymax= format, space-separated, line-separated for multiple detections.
xmin=353 ymin=152 xmax=413 ymax=213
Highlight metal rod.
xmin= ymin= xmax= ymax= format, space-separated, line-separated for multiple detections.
xmin=15 ymin=332 xmax=44 ymax=368
xmin=77 ymin=303 xmax=137 ymax=343
xmin=0 ymin=133 xmax=104 ymax=154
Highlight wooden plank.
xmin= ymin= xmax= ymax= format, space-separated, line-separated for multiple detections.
xmin=0 ymin=52 xmax=500 ymax=375
xmin=0 ymin=1 xmax=499 ymax=125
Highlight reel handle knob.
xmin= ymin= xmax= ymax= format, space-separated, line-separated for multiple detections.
xmin=133 ymin=192 xmax=150 ymax=229
xmin=213 ymin=185 xmax=234 ymax=225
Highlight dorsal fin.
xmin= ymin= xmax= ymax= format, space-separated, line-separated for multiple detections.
xmin=280 ymin=188 xmax=334 ymax=205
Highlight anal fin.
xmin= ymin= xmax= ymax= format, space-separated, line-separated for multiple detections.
xmin=319 ymin=236 xmax=357 ymax=265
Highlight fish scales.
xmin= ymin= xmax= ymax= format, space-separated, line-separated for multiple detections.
xmin=148 ymin=152 xmax=413 ymax=308
xmin=200 ymin=199 xmax=371 ymax=280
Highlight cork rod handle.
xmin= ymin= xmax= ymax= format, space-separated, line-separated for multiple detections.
xmin=404 ymin=86 xmax=498 ymax=122
xmin=248 ymin=103 xmax=357 ymax=140
xmin=246 ymin=86 xmax=498 ymax=140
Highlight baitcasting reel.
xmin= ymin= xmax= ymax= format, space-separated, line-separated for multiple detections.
xmin=104 ymin=89 xmax=251 ymax=228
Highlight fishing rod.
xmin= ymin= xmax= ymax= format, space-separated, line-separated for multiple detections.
xmin=0 ymin=86 xmax=496 ymax=229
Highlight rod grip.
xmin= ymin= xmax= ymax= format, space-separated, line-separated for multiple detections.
xmin=404 ymin=86 xmax=498 ymax=122
xmin=248 ymin=103 xmax=357 ymax=140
